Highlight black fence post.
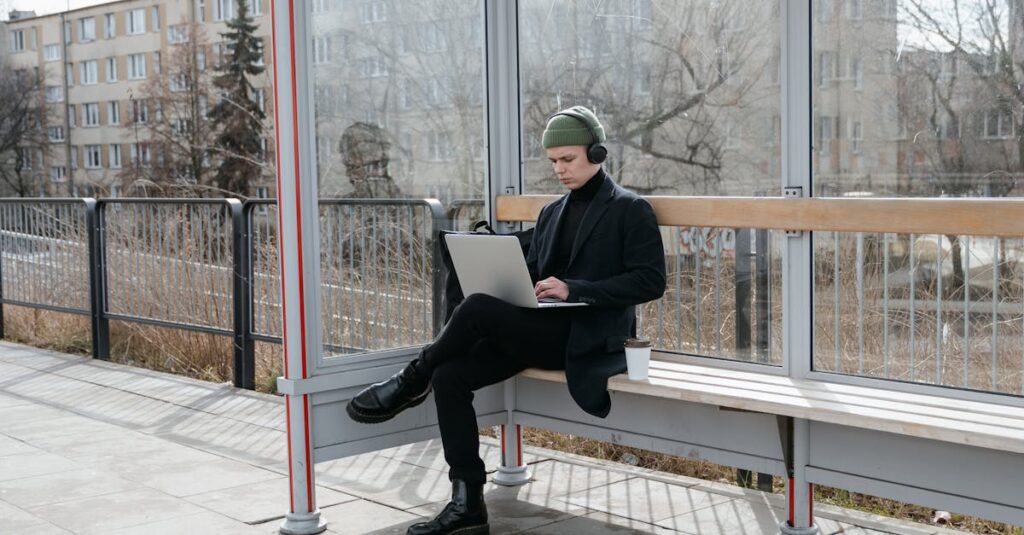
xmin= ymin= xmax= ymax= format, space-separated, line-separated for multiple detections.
xmin=231 ymin=200 xmax=255 ymax=390
xmin=86 ymin=199 xmax=110 ymax=359
xmin=735 ymin=229 xmax=752 ymax=360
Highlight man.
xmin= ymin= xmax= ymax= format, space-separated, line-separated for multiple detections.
xmin=346 ymin=106 xmax=666 ymax=535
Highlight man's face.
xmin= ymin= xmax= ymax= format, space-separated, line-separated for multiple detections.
xmin=546 ymin=145 xmax=599 ymax=190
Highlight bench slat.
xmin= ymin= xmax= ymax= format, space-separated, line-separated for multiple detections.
xmin=495 ymin=195 xmax=1024 ymax=237
xmin=518 ymin=367 xmax=1024 ymax=455
xmin=652 ymin=359 xmax=1024 ymax=421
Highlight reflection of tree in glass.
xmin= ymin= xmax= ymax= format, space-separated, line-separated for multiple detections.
xmin=520 ymin=0 xmax=779 ymax=196
xmin=340 ymin=122 xmax=404 ymax=198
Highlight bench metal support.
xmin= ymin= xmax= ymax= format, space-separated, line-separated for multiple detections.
xmin=780 ymin=418 xmax=818 ymax=535
xmin=493 ymin=423 xmax=532 ymax=486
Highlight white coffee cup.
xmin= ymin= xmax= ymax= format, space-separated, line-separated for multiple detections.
xmin=624 ymin=338 xmax=652 ymax=380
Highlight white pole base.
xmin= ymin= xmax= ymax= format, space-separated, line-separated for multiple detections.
xmin=279 ymin=509 xmax=328 ymax=535
xmin=491 ymin=464 xmax=532 ymax=486
xmin=778 ymin=521 xmax=819 ymax=535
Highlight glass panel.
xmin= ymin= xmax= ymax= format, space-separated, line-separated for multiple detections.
xmin=812 ymin=0 xmax=1024 ymax=394
xmin=311 ymin=1 xmax=485 ymax=202
xmin=519 ymin=0 xmax=781 ymax=196
xmin=519 ymin=1 xmax=782 ymax=365
xmin=637 ymin=227 xmax=782 ymax=364
xmin=310 ymin=1 xmax=485 ymax=356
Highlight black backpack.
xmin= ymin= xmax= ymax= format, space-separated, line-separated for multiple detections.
xmin=438 ymin=221 xmax=535 ymax=323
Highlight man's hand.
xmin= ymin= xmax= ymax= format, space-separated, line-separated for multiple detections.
xmin=534 ymin=277 xmax=569 ymax=301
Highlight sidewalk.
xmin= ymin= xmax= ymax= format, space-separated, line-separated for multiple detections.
xmin=0 ymin=341 xmax=963 ymax=534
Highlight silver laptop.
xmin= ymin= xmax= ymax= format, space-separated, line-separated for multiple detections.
xmin=444 ymin=234 xmax=588 ymax=309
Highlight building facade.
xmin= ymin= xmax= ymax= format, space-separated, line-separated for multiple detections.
xmin=4 ymin=0 xmax=275 ymax=198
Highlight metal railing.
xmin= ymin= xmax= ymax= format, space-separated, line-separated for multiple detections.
xmin=0 ymin=197 xmax=447 ymax=390
xmin=3 ymin=196 xmax=1018 ymax=397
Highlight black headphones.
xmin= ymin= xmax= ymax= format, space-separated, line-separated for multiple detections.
xmin=548 ymin=108 xmax=608 ymax=164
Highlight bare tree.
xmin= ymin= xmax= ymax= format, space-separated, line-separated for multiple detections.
xmin=0 ymin=54 xmax=50 ymax=196
xmin=119 ymin=21 xmax=217 ymax=196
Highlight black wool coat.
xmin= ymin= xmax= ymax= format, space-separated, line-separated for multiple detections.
xmin=526 ymin=174 xmax=666 ymax=418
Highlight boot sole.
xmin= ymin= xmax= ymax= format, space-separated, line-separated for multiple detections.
xmin=346 ymin=388 xmax=431 ymax=424
xmin=447 ymin=524 xmax=489 ymax=535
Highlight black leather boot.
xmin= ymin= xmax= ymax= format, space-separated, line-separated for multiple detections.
xmin=407 ymin=479 xmax=488 ymax=535
xmin=346 ymin=360 xmax=431 ymax=424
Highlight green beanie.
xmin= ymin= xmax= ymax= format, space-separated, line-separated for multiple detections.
xmin=542 ymin=106 xmax=606 ymax=148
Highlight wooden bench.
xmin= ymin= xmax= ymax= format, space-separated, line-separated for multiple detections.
xmin=495 ymin=194 xmax=1024 ymax=530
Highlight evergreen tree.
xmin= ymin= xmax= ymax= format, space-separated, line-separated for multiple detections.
xmin=209 ymin=0 xmax=265 ymax=196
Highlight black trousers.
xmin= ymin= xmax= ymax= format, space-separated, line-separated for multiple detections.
xmin=414 ymin=293 xmax=572 ymax=485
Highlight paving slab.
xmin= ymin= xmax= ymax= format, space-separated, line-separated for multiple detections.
xmin=0 ymin=497 xmax=73 ymax=534
xmin=25 ymin=487 xmax=209 ymax=534
xmin=558 ymin=476 xmax=736 ymax=525
xmin=182 ymin=477 xmax=357 ymax=524
xmin=0 ymin=450 xmax=85 ymax=482
xmin=0 ymin=468 xmax=142 ymax=509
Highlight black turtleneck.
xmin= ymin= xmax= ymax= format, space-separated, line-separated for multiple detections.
xmin=553 ymin=169 xmax=605 ymax=278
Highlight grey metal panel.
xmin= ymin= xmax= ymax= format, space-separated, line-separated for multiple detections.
xmin=806 ymin=467 xmax=1024 ymax=528
xmin=514 ymin=377 xmax=786 ymax=468
xmin=516 ymin=412 xmax=785 ymax=477
xmin=314 ymin=411 xmax=507 ymax=464
xmin=311 ymin=383 xmax=506 ymax=453
xmin=808 ymin=421 xmax=1024 ymax=511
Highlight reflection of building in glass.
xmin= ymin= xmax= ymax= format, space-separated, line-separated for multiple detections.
xmin=311 ymin=0 xmax=486 ymax=201
xmin=3 ymin=0 xmax=275 ymax=197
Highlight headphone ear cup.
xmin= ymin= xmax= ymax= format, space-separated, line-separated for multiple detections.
xmin=588 ymin=144 xmax=608 ymax=164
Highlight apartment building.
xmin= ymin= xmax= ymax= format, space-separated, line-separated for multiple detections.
xmin=4 ymin=0 xmax=275 ymax=198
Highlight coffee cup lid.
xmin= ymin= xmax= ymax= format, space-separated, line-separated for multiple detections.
xmin=624 ymin=338 xmax=651 ymax=348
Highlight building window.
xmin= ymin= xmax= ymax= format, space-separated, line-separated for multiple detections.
xmin=425 ymin=130 xmax=452 ymax=161
xmin=110 ymin=183 xmax=121 ymax=197
xmin=249 ymin=0 xmax=261 ymax=16
xmin=196 ymin=0 xmax=206 ymax=23
xmin=359 ymin=56 xmax=388 ymax=78
xmin=44 ymin=44 xmax=61 ymax=62
xmin=11 ymin=30 xmax=25 ymax=52
xmin=68 ymin=105 xmax=76 ymax=127
xmin=850 ymin=121 xmax=863 ymax=154
xmin=254 ymin=88 xmax=265 ymax=113
xmin=46 ymin=86 xmax=63 ymax=102
xmin=215 ymin=0 xmax=235 ymax=21
xmin=50 ymin=166 xmax=67 ymax=183
xmin=85 ymin=145 xmax=102 ymax=169
xmin=154 ymin=51 xmax=161 ymax=74
xmin=198 ymin=95 xmax=209 ymax=117
xmin=169 ymin=25 xmax=189 ymax=45
xmin=984 ymin=109 xmax=1014 ymax=139
xmin=108 ymin=101 xmax=120 ymax=125
xmin=313 ymin=37 xmax=330 ymax=64
xmin=196 ymin=50 xmax=207 ymax=71
xmin=130 ymin=143 xmax=152 ymax=166
xmin=846 ymin=0 xmax=862 ymax=19
xmin=819 ymin=116 xmax=833 ymax=154
xmin=70 ymin=146 xmax=78 ymax=169
xmin=171 ymin=118 xmax=191 ymax=136
xmin=48 ymin=126 xmax=65 ymax=142
xmin=106 ymin=57 xmax=117 ymax=82
xmin=83 ymin=103 xmax=100 ymax=127
xmin=64 ymin=21 xmax=71 ymax=42
xmin=81 ymin=60 xmax=98 ymax=85
xmin=850 ymin=56 xmax=863 ymax=89
xmin=66 ymin=63 xmax=74 ymax=85
xmin=312 ymin=0 xmax=331 ymax=13
xmin=20 ymin=147 xmax=32 ymax=170
xmin=79 ymin=17 xmax=96 ymax=42
xmin=133 ymin=100 xmax=149 ymax=123
xmin=819 ymin=51 xmax=834 ymax=86
xmin=128 ymin=9 xmax=146 ymax=35
xmin=151 ymin=6 xmax=160 ymax=31
xmin=129 ymin=54 xmax=147 ymax=79
xmin=105 ymin=13 xmax=116 ymax=38
xmin=361 ymin=1 xmax=387 ymax=23
xmin=254 ymin=38 xmax=264 ymax=66
xmin=169 ymin=73 xmax=189 ymax=92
